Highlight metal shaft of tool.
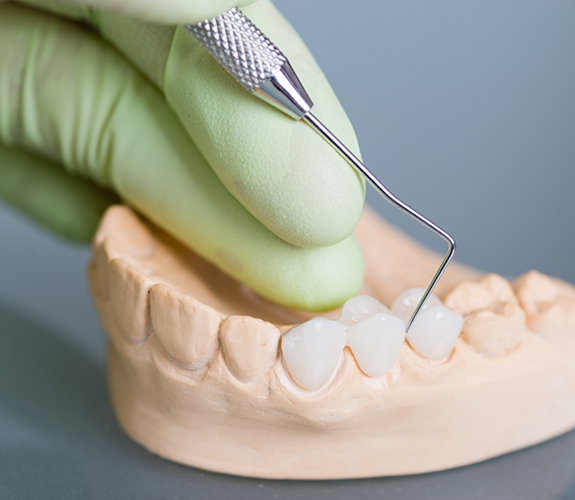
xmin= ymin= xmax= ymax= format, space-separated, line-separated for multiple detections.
xmin=186 ymin=7 xmax=457 ymax=331
xmin=303 ymin=113 xmax=456 ymax=331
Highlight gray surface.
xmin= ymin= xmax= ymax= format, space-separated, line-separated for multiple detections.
xmin=2 ymin=209 xmax=575 ymax=500
xmin=1 ymin=0 xmax=575 ymax=498
xmin=281 ymin=0 xmax=575 ymax=283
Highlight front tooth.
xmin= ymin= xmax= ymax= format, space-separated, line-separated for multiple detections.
xmin=282 ymin=318 xmax=347 ymax=391
xmin=407 ymin=306 xmax=463 ymax=359
xmin=90 ymin=238 xmax=114 ymax=301
xmin=150 ymin=283 xmax=222 ymax=369
xmin=220 ymin=316 xmax=280 ymax=383
xmin=108 ymin=257 xmax=154 ymax=344
xmin=339 ymin=295 xmax=390 ymax=328
xmin=346 ymin=313 xmax=405 ymax=377
xmin=391 ymin=287 xmax=443 ymax=326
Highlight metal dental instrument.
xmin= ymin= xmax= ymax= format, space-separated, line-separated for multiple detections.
xmin=185 ymin=7 xmax=456 ymax=332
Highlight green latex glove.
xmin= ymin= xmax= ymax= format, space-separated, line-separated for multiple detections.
xmin=0 ymin=1 xmax=366 ymax=311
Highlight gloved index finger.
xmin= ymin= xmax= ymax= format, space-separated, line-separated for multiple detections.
xmin=79 ymin=0 xmax=366 ymax=248
xmin=163 ymin=0 xmax=366 ymax=248
xmin=18 ymin=0 xmax=258 ymax=24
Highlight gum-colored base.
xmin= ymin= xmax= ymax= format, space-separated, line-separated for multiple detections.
xmin=105 ymin=333 xmax=575 ymax=479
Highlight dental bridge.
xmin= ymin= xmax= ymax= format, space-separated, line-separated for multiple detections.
xmin=185 ymin=7 xmax=456 ymax=332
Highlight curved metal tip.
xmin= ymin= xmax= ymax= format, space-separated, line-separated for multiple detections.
xmin=303 ymin=112 xmax=457 ymax=333
xmin=405 ymin=237 xmax=456 ymax=332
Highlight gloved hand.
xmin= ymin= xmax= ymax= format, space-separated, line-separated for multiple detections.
xmin=0 ymin=0 xmax=366 ymax=311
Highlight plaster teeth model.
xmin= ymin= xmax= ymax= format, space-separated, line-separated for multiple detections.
xmin=444 ymin=274 xmax=526 ymax=357
xmin=220 ymin=316 xmax=280 ymax=384
xmin=345 ymin=312 xmax=405 ymax=377
xmin=150 ymin=283 xmax=222 ymax=369
xmin=89 ymin=205 xmax=575 ymax=480
xmin=513 ymin=270 xmax=575 ymax=349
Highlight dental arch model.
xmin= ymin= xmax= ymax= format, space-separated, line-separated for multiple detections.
xmin=90 ymin=205 xmax=575 ymax=479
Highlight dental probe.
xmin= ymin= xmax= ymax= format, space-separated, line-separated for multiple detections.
xmin=185 ymin=7 xmax=456 ymax=332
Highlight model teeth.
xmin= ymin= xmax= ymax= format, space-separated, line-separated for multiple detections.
xmin=406 ymin=305 xmax=464 ymax=360
xmin=339 ymin=295 xmax=390 ymax=327
xmin=346 ymin=313 xmax=405 ymax=377
xmin=282 ymin=289 xmax=466 ymax=389
xmin=150 ymin=283 xmax=222 ymax=370
xmin=391 ymin=287 xmax=443 ymax=326
xmin=513 ymin=270 xmax=575 ymax=349
xmin=108 ymin=257 xmax=154 ymax=345
xmin=444 ymin=274 xmax=526 ymax=357
xmin=461 ymin=303 xmax=526 ymax=357
xmin=282 ymin=318 xmax=347 ymax=391
xmin=389 ymin=287 xmax=463 ymax=359
xmin=92 ymin=207 xmax=575 ymax=478
xmin=221 ymin=316 xmax=280 ymax=383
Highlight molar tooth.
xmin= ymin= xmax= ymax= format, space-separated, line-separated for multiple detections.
xmin=346 ymin=313 xmax=405 ymax=377
xmin=391 ymin=287 xmax=443 ymax=326
xmin=407 ymin=306 xmax=463 ymax=360
xmin=150 ymin=283 xmax=222 ymax=369
xmin=444 ymin=275 xmax=525 ymax=356
xmin=339 ymin=295 xmax=390 ymax=328
xmin=108 ymin=258 xmax=154 ymax=344
xmin=513 ymin=270 xmax=575 ymax=349
xmin=444 ymin=274 xmax=518 ymax=316
xmin=282 ymin=318 xmax=347 ymax=391
xmin=220 ymin=316 xmax=280 ymax=383
xmin=462 ymin=303 xmax=526 ymax=356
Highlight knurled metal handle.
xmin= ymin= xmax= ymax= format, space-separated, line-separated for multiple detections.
xmin=185 ymin=7 xmax=286 ymax=92
xmin=185 ymin=7 xmax=313 ymax=119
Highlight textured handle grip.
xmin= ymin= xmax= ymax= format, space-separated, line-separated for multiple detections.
xmin=185 ymin=7 xmax=286 ymax=92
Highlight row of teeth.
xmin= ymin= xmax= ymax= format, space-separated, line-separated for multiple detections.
xmin=94 ymin=238 xmax=575 ymax=394
xmin=282 ymin=289 xmax=463 ymax=391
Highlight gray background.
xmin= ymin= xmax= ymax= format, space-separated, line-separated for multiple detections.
xmin=1 ymin=0 xmax=574 ymax=498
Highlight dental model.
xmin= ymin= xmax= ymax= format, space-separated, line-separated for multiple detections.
xmin=90 ymin=205 xmax=575 ymax=479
